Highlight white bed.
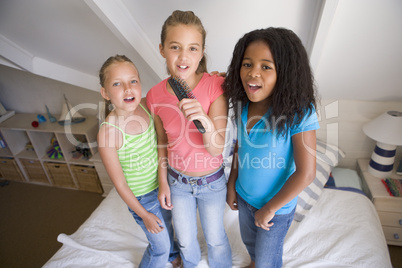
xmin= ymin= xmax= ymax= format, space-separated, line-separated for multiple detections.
xmin=44 ymin=140 xmax=393 ymax=268
xmin=44 ymin=182 xmax=392 ymax=267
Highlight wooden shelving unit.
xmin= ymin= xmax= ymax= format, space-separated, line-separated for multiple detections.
xmin=0 ymin=113 xmax=103 ymax=193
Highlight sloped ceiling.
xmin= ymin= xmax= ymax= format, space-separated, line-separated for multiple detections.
xmin=0 ymin=0 xmax=401 ymax=101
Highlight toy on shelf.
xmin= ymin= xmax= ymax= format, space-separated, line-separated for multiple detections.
xmin=25 ymin=142 xmax=34 ymax=151
xmin=31 ymin=114 xmax=47 ymax=128
xmin=71 ymin=143 xmax=91 ymax=160
xmin=47 ymin=136 xmax=63 ymax=159
xmin=46 ymin=105 xmax=57 ymax=123
xmin=37 ymin=114 xmax=46 ymax=123
xmin=0 ymin=132 xmax=7 ymax=148
xmin=58 ymin=94 xmax=85 ymax=126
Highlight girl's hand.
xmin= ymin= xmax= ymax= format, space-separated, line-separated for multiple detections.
xmin=178 ymin=98 xmax=209 ymax=128
xmin=158 ymin=183 xmax=173 ymax=210
xmin=226 ymin=184 xmax=238 ymax=210
xmin=210 ymin=71 xmax=226 ymax=77
xmin=143 ymin=211 xmax=164 ymax=234
xmin=254 ymin=208 xmax=274 ymax=231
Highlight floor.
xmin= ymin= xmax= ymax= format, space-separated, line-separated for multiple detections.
xmin=388 ymin=245 xmax=402 ymax=268
xmin=0 ymin=180 xmax=104 ymax=267
xmin=0 ymin=179 xmax=401 ymax=267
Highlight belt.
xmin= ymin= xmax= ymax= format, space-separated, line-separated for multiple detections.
xmin=168 ymin=168 xmax=224 ymax=186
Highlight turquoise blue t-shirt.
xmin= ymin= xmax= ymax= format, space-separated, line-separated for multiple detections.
xmin=236 ymin=102 xmax=320 ymax=214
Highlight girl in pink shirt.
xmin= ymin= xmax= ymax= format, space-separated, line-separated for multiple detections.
xmin=146 ymin=10 xmax=232 ymax=268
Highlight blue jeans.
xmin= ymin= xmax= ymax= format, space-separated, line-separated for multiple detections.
xmin=237 ymin=194 xmax=294 ymax=268
xmin=168 ymin=166 xmax=232 ymax=268
xmin=128 ymin=188 xmax=179 ymax=268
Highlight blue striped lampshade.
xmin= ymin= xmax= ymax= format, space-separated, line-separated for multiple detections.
xmin=363 ymin=111 xmax=402 ymax=178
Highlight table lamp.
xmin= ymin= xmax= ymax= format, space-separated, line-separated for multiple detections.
xmin=363 ymin=111 xmax=402 ymax=178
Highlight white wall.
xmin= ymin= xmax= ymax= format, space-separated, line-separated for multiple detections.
xmin=314 ymin=0 xmax=402 ymax=101
xmin=0 ymin=65 xmax=103 ymax=117
xmin=317 ymin=99 xmax=402 ymax=169
xmin=121 ymin=0 xmax=322 ymax=76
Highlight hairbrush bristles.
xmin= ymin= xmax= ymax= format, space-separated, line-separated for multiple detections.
xmin=168 ymin=76 xmax=196 ymax=99
xmin=168 ymin=76 xmax=205 ymax=133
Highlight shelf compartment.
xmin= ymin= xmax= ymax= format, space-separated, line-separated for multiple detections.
xmin=28 ymin=131 xmax=58 ymax=160
xmin=0 ymin=129 xmax=34 ymax=157
xmin=16 ymin=149 xmax=37 ymax=159
xmin=71 ymin=165 xmax=103 ymax=194
xmin=44 ymin=162 xmax=76 ymax=189
xmin=0 ymin=147 xmax=12 ymax=158
xmin=0 ymin=131 xmax=11 ymax=157
xmin=19 ymin=158 xmax=49 ymax=184
xmin=56 ymin=133 xmax=92 ymax=163
xmin=0 ymin=157 xmax=24 ymax=181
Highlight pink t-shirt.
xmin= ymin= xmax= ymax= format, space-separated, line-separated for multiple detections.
xmin=146 ymin=73 xmax=224 ymax=172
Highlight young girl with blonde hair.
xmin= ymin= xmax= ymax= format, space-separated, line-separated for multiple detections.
xmin=97 ymin=55 xmax=181 ymax=268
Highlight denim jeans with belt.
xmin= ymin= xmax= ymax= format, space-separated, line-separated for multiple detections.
xmin=167 ymin=166 xmax=232 ymax=268
xmin=237 ymin=193 xmax=295 ymax=268
xmin=128 ymin=188 xmax=179 ymax=268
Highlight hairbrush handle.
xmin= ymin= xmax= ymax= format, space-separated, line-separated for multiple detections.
xmin=192 ymin=120 xmax=205 ymax=133
xmin=168 ymin=77 xmax=206 ymax=133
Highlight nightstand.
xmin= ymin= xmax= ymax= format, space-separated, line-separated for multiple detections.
xmin=357 ymin=159 xmax=402 ymax=246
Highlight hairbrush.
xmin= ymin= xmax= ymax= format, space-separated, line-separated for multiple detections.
xmin=168 ymin=76 xmax=205 ymax=133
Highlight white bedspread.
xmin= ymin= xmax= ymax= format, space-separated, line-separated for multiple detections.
xmin=44 ymin=188 xmax=392 ymax=268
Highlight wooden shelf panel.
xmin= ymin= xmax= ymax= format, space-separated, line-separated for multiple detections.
xmin=16 ymin=150 xmax=37 ymax=159
xmin=0 ymin=113 xmax=98 ymax=134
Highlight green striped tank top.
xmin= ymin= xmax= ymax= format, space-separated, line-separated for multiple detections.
xmin=101 ymin=104 xmax=158 ymax=196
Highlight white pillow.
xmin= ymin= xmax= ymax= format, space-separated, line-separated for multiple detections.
xmin=294 ymin=140 xmax=346 ymax=222
xmin=331 ymin=167 xmax=363 ymax=190
xmin=222 ymin=108 xmax=237 ymax=181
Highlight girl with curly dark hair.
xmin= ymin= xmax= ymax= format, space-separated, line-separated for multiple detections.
xmin=224 ymin=27 xmax=320 ymax=268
